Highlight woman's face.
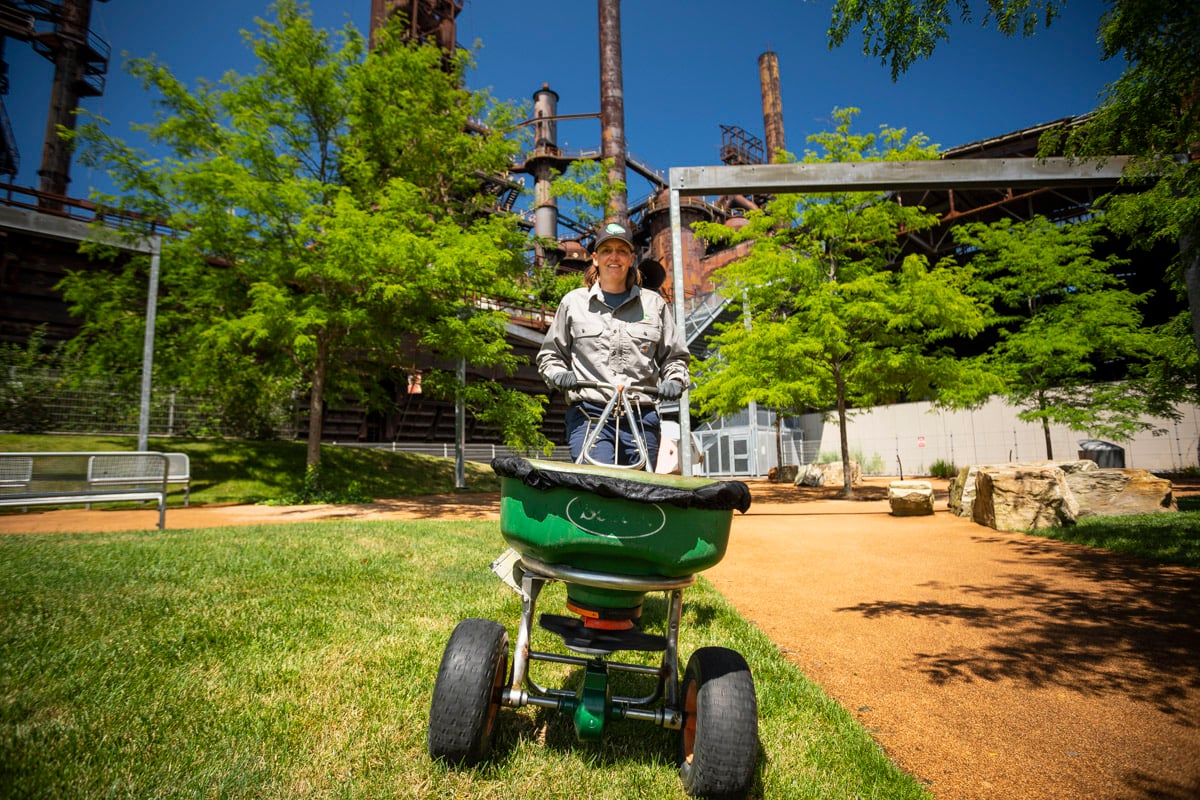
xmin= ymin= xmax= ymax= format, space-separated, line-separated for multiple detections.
xmin=593 ymin=240 xmax=633 ymax=285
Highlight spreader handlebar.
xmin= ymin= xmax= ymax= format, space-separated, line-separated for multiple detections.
xmin=574 ymin=379 xmax=663 ymax=398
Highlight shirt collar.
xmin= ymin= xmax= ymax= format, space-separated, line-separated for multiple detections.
xmin=587 ymin=283 xmax=641 ymax=301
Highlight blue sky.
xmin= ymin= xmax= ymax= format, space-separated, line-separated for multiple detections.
xmin=5 ymin=0 xmax=1124 ymax=205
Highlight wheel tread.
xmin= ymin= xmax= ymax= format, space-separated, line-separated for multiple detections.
xmin=427 ymin=618 xmax=509 ymax=765
xmin=679 ymin=646 xmax=758 ymax=799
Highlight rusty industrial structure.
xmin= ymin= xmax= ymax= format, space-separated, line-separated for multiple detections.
xmin=597 ymin=0 xmax=627 ymax=225
xmin=758 ymin=50 xmax=784 ymax=163
xmin=368 ymin=0 xmax=461 ymax=55
xmin=0 ymin=0 xmax=1144 ymax=451
xmin=0 ymin=0 xmax=110 ymax=206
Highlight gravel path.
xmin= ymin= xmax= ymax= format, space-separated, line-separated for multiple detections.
xmin=709 ymin=480 xmax=1200 ymax=800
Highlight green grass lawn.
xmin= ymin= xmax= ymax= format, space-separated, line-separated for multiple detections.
xmin=0 ymin=520 xmax=931 ymax=800
xmin=1035 ymin=501 xmax=1200 ymax=567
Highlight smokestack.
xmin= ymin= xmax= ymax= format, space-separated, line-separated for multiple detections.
xmin=38 ymin=0 xmax=96 ymax=203
xmin=758 ymin=50 xmax=785 ymax=164
xmin=597 ymin=0 xmax=628 ymax=224
xmin=369 ymin=0 xmax=391 ymax=50
xmin=531 ymin=83 xmax=560 ymax=248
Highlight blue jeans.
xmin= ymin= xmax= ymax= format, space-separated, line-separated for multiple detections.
xmin=566 ymin=402 xmax=660 ymax=468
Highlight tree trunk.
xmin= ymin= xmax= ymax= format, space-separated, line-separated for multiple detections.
xmin=1033 ymin=390 xmax=1054 ymax=460
xmin=775 ymin=413 xmax=784 ymax=471
xmin=836 ymin=367 xmax=853 ymax=499
xmin=306 ymin=337 xmax=329 ymax=471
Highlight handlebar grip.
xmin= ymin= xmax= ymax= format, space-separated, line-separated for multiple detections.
xmin=574 ymin=380 xmax=660 ymax=397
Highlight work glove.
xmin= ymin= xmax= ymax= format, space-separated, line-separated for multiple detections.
xmin=551 ymin=370 xmax=578 ymax=390
xmin=656 ymin=379 xmax=683 ymax=400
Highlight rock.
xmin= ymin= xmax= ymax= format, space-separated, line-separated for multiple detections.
xmin=972 ymin=466 xmax=1080 ymax=531
xmin=888 ymin=480 xmax=934 ymax=516
xmin=769 ymin=464 xmax=800 ymax=484
xmin=951 ymin=460 xmax=1098 ymax=519
xmin=795 ymin=463 xmax=824 ymax=487
xmin=823 ymin=460 xmax=861 ymax=487
xmin=948 ymin=465 xmax=970 ymax=516
xmin=793 ymin=460 xmax=861 ymax=488
xmin=1066 ymin=469 xmax=1176 ymax=518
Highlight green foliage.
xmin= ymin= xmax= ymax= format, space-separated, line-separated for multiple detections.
xmin=460 ymin=379 xmax=554 ymax=455
xmin=62 ymin=1 xmax=542 ymax=469
xmin=0 ymin=328 xmax=60 ymax=433
xmin=929 ymin=458 xmax=957 ymax=479
xmin=525 ymin=261 xmax=583 ymax=306
xmin=817 ymin=449 xmax=885 ymax=474
xmin=948 ymin=215 xmax=1178 ymax=454
xmin=821 ymin=0 xmax=1200 ymax=394
xmin=549 ymin=158 xmax=626 ymax=232
xmin=827 ymin=0 xmax=1065 ymax=80
xmin=268 ymin=463 xmax=373 ymax=505
xmin=1041 ymin=0 xmax=1200 ymax=393
xmin=692 ymin=109 xmax=991 ymax=494
xmin=858 ymin=450 xmax=887 ymax=475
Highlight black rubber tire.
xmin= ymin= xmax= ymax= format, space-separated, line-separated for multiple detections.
xmin=678 ymin=646 xmax=758 ymax=799
xmin=427 ymin=618 xmax=509 ymax=765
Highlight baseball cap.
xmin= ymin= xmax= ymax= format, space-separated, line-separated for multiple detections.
xmin=592 ymin=221 xmax=634 ymax=251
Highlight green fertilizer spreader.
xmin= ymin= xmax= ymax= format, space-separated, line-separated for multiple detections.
xmin=426 ymin=383 xmax=759 ymax=799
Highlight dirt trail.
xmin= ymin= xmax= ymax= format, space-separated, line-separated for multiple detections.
xmin=3 ymin=477 xmax=1198 ymax=800
xmin=709 ymin=480 xmax=1200 ymax=800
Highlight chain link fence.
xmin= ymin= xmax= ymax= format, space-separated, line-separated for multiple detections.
xmin=1 ymin=367 xmax=298 ymax=439
xmin=1 ymin=366 xmax=571 ymax=464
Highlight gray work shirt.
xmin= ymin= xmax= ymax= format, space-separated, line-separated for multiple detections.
xmin=537 ymin=283 xmax=690 ymax=405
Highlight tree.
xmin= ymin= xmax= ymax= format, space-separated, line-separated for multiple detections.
xmin=825 ymin=0 xmax=1200 ymax=396
xmin=692 ymin=108 xmax=991 ymax=497
xmin=827 ymin=0 xmax=1066 ymax=80
xmin=949 ymin=215 xmax=1178 ymax=457
xmin=63 ymin=2 xmax=542 ymax=479
xmin=550 ymin=158 xmax=626 ymax=231
xmin=1043 ymin=0 xmax=1200 ymax=396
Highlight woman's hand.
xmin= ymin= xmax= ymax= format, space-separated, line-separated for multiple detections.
xmin=656 ymin=380 xmax=683 ymax=400
xmin=551 ymin=370 xmax=579 ymax=390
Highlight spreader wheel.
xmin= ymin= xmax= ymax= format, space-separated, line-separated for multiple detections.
xmin=427 ymin=618 xmax=509 ymax=765
xmin=678 ymin=646 xmax=758 ymax=799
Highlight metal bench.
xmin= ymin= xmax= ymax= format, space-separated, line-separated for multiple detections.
xmin=0 ymin=452 xmax=171 ymax=529
xmin=0 ymin=455 xmax=32 ymax=489
xmin=87 ymin=452 xmax=191 ymax=507
xmin=165 ymin=452 xmax=191 ymax=506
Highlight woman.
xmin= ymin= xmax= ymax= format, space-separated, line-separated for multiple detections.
xmin=536 ymin=221 xmax=690 ymax=467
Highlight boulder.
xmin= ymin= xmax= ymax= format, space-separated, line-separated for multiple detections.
xmin=795 ymin=463 xmax=825 ymax=487
xmin=947 ymin=465 xmax=971 ymax=515
xmin=972 ymin=466 xmax=1080 ymax=531
xmin=769 ymin=464 xmax=800 ymax=484
xmin=794 ymin=460 xmax=862 ymax=488
xmin=950 ymin=460 xmax=1098 ymax=519
xmin=888 ymin=480 xmax=935 ymax=516
xmin=1066 ymin=469 xmax=1176 ymax=518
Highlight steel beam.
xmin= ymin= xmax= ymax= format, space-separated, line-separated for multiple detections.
xmin=0 ymin=204 xmax=155 ymax=253
xmin=669 ymin=157 xmax=1129 ymax=197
